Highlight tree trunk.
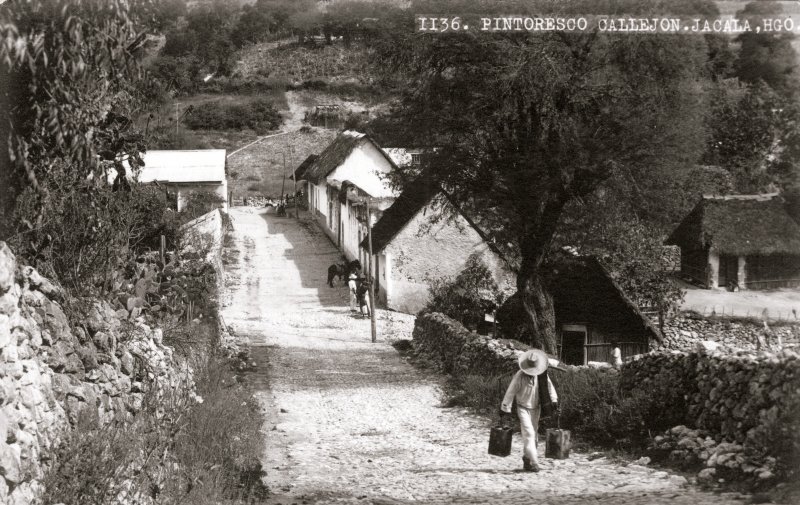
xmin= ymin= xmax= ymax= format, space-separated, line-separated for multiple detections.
xmin=518 ymin=267 xmax=558 ymax=354
xmin=516 ymin=196 xmax=565 ymax=355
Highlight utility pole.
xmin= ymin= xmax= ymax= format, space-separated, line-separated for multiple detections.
xmin=367 ymin=197 xmax=377 ymax=343
xmin=280 ymin=152 xmax=287 ymax=203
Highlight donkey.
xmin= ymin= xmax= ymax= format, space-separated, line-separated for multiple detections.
xmin=327 ymin=262 xmax=347 ymax=287
xmin=327 ymin=259 xmax=363 ymax=287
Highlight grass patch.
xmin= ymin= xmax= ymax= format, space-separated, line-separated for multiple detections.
xmin=227 ymin=127 xmax=338 ymax=198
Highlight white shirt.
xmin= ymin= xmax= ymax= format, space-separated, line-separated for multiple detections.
xmin=501 ymin=371 xmax=558 ymax=412
xmin=612 ymin=347 xmax=622 ymax=366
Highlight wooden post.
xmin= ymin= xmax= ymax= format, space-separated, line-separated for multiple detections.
xmin=160 ymin=234 xmax=166 ymax=266
xmin=367 ymin=197 xmax=377 ymax=343
xmin=281 ymin=152 xmax=287 ymax=204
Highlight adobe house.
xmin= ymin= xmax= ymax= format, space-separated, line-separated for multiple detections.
xmin=303 ymin=130 xmax=399 ymax=262
xmin=496 ymin=254 xmax=662 ymax=366
xmin=359 ymin=178 xmax=515 ymax=314
xmin=666 ymin=194 xmax=800 ymax=290
xmin=546 ymin=255 xmax=662 ymax=365
xmin=132 ymin=149 xmax=228 ymax=212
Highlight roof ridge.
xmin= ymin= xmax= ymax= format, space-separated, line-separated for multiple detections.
xmin=702 ymin=193 xmax=780 ymax=201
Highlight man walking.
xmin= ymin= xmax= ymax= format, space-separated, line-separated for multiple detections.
xmin=348 ymin=269 xmax=359 ymax=312
xmin=500 ymin=349 xmax=559 ymax=472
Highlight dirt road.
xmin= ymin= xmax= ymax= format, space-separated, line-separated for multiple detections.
xmin=221 ymin=207 xmax=746 ymax=505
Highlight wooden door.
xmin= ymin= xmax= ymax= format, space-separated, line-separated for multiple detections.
xmin=561 ymin=325 xmax=587 ymax=366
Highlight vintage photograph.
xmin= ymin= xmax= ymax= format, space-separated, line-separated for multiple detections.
xmin=0 ymin=0 xmax=799 ymax=504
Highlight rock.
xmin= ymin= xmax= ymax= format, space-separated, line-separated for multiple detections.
xmin=93 ymin=331 xmax=117 ymax=353
xmin=697 ymin=340 xmax=720 ymax=354
xmin=698 ymin=467 xmax=716 ymax=480
xmin=119 ymin=351 xmax=135 ymax=376
xmin=0 ymin=442 xmax=21 ymax=483
xmin=0 ymin=243 xmax=15 ymax=295
xmin=634 ymin=456 xmax=651 ymax=465
xmin=77 ymin=345 xmax=99 ymax=372
xmin=20 ymin=266 xmax=63 ymax=300
xmin=0 ymin=315 xmax=11 ymax=349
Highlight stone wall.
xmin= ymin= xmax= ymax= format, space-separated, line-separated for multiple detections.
xmin=0 ymin=243 xmax=194 ymax=504
xmin=657 ymin=314 xmax=800 ymax=352
xmin=621 ymin=348 xmax=800 ymax=484
xmin=412 ymin=312 xmax=531 ymax=379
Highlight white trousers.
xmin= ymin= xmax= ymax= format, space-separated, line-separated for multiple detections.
xmin=349 ymin=288 xmax=357 ymax=311
xmin=517 ymin=405 xmax=541 ymax=463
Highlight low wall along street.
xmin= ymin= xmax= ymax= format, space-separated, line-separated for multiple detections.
xmin=658 ymin=314 xmax=800 ymax=352
xmin=0 ymin=243 xmax=196 ymax=504
xmin=413 ymin=311 xmax=800 ymax=487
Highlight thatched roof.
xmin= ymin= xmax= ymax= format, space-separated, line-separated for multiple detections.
xmin=547 ymin=255 xmax=663 ymax=342
xmin=291 ymin=154 xmax=318 ymax=181
xmin=303 ymin=130 xmax=398 ymax=185
xmin=666 ymin=194 xmax=800 ymax=256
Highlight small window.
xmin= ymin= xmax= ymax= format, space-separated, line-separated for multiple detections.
xmin=410 ymin=153 xmax=421 ymax=166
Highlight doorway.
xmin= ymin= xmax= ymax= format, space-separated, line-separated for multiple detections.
xmin=719 ymin=255 xmax=738 ymax=288
xmin=560 ymin=324 xmax=587 ymax=366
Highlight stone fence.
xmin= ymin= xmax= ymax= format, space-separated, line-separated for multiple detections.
xmin=657 ymin=314 xmax=800 ymax=353
xmin=621 ymin=348 xmax=800 ymax=484
xmin=413 ymin=310 xmax=799 ymax=486
xmin=0 ymin=243 xmax=194 ymax=504
xmin=412 ymin=311 xmax=529 ymax=379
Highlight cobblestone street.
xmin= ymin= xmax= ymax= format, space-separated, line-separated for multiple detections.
xmin=221 ymin=207 xmax=748 ymax=505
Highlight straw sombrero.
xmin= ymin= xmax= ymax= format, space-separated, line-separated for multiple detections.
xmin=518 ymin=349 xmax=549 ymax=376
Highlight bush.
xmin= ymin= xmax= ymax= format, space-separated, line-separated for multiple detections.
xmin=183 ymin=98 xmax=282 ymax=133
xmin=180 ymin=191 xmax=227 ymax=223
xmin=12 ymin=176 xmax=181 ymax=296
xmin=425 ymin=253 xmax=502 ymax=329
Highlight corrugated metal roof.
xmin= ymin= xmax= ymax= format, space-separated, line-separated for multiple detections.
xmin=136 ymin=150 xmax=227 ymax=183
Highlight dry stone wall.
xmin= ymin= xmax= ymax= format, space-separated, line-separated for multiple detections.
xmin=621 ymin=348 xmax=800 ymax=484
xmin=0 ymin=243 xmax=194 ymax=505
xmin=414 ymin=311 xmax=798 ymax=486
xmin=657 ymin=314 xmax=799 ymax=352
xmin=412 ymin=311 xmax=528 ymax=379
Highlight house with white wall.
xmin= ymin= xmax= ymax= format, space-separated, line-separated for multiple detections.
xmin=304 ymin=130 xmax=399 ymax=262
xmin=131 ymin=149 xmax=228 ymax=212
xmin=359 ymin=178 xmax=515 ymax=314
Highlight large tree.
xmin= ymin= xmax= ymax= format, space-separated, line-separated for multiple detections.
xmin=372 ymin=0 xmax=713 ymax=353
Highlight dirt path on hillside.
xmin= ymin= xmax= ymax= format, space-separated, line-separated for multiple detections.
xmin=220 ymin=207 xmax=748 ymax=505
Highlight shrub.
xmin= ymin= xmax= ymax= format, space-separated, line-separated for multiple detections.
xmin=183 ymin=98 xmax=282 ymax=133
xmin=424 ymin=253 xmax=502 ymax=329
xmin=12 ymin=177 xmax=181 ymax=296
xmin=180 ymin=191 xmax=226 ymax=223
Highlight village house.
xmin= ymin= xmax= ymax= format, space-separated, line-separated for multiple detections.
xmin=359 ymin=178 xmax=515 ymax=314
xmin=545 ymin=254 xmax=663 ymax=365
xmin=666 ymin=194 xmax=800 ymax=290
xmin=128 ymin=149 xmax=229 ymax=212
xmin=362 ymin=178 xmax=661 ymax=365
xmin=302 ymin=130 xmax=399 ymax=270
